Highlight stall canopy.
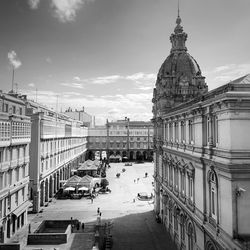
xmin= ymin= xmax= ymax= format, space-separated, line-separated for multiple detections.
xmin=77 ymin=159 xmax=100 ymax=177
xmin=78 ymin=159 xmax=100 ymax=171
xmin=109 ymin=154 xmax=122 ymax=162
xmin=78 ymin=175 xmax=94 ymax=189
xmin=63 ymin=175 xmax=82 ymax=188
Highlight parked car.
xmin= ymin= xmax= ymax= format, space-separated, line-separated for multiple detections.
xmin=98 ymin=187 xmax=111 ymax=194
xmin=125 ymin=162 xmax=132 ymax=166
xmin=137 ymin=192 xmax=153 ymax=201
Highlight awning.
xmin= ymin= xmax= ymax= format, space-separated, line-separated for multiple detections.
xmin=12 ymin=201 xmax=32 ymax=217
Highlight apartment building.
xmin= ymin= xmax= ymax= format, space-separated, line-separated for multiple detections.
xmin=0 ymin=92 xmax=31 ymax=243
xmin=88 ymin=119 xmax=154 ymax=161
xmin=27 ymin=101 xmax=88 ymax=212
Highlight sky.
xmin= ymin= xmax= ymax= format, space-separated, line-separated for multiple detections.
xmin=0 ymin=0 xmax=249 ymax=125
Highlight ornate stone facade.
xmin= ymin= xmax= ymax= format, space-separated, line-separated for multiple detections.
xmin=152 ymin=14 xmax=208 ymax=116
xmin=152 ymin=13 xmax=250 ymax=250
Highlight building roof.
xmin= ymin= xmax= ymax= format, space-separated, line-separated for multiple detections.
xmin=78 ymin=159 xmax=100 ymax=170
xmin=78 ymin=175 xmax=94 ymax=188
xmin=64 ymin=175 xmax=82 ymax=187
xmin=230 ymin=74 xmax=250 ymax=84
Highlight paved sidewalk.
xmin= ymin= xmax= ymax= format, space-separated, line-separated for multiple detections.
xmin=7 ymin=162 xmax=177 ymax=250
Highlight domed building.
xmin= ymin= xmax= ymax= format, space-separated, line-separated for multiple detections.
xmin=152 ymin=13 xmax=207 ymax=116
xmin=152 ymin=12 xmax=250 ymax=250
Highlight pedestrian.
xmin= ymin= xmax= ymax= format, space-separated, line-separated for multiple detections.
xmin=91 ymin=196 xmax=93 ymax=203
xmin=99 ymin=212 xmax=102 ymax=217
xmin=137 ymin=178 xmax=139 ymax=183
xmin=82 ymin=222 xmax=85 ymax=231
xmin=133 ymin=198 xmax=135 ymax=203
xmin=97 ymin=207 xmax=100 ymax=214
xmin=134 ymin=179 xmax=136 ymax=183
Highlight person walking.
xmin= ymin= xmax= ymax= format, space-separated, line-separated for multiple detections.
xmin=97 ymin=207 xmax=100 ymax=215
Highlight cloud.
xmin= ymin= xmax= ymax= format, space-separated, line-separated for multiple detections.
xmin=27 ymin=0 xmax=94 ymax=23
xmin=205 ymin=63 xmax=250 ymax=89
xmin=20 ymin=87 xmax=153 ymax=125
xmin=73 ymin=76 xmax=81 ymax=81
xmin=61 ymin=82 xmax=84 ymax=89
xmin=50 ymin=0 xmax=86 ymax=23
xmin=28 ymin=0 xmax=40 ymax=9
xmin=95 ymin=110 xmax=152 ymax=125
xmin=7 ymin=50 xmax=22 ymax=69
xmin=91 ymin=75 xmax=123 ymax=84
xmin=28 ymin=83 xmax=35 ymax=87
xmin=126 ymin=72 xmax=156 ymax=83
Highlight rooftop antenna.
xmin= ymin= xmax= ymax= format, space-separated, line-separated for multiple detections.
xmin=56 ymin=95 xmax=59 ymax=113
xmin=11 ymin=66 xmax=15 ymax=92
xmin=178 ymin=0 xmax=180 ymax=17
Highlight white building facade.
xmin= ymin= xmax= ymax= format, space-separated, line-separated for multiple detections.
xmin=28 ymin=105 xmax=88 ymax=212
xmin=152 ymin=13 xmax=250 ymax=250
xmin=0 ymin=92 xmax=31 ymax=243
xmin=88 ymin=120 xmax=154 ymax=161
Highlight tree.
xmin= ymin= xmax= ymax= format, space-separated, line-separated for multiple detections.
xmin=101 ymin=178 xmax=109 ymax=188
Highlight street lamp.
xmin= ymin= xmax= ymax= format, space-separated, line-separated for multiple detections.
xmin=106 ymin=119 xmax=110 ymax=163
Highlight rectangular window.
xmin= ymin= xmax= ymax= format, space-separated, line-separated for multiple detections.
xmin=22 ymin=188 xmax=25 ymax=201
xmin=0 ymin=174 xmax=3 ymax=189
xmin=188 ymin=120 xmax=194 ymax=143
xmin=0 ymin=200 xmax=2 ymax=218
xmin=181 ymin=173 xmax=185 ymax=196
xmin=7 ymin=196 xmax=11 ymax=210
xmin=4 ymin=103 xmax=9 ymax=112
xmin=189 ymin=177 xmax=193 ymax=201
xmin=16 ymin=167 xmax=19 ymax=182
xmin=211 ymin=189 xmax=215 ymax=215
xmin=181 ymin=121 xmax=185 ymax=143
xmin=174 ymin=122 xmax=179 ymax=142
xmin=9 ymin=170 xmax=12 ymax=185
xmin=169 ymin=123 xmax=173 ymax=141
xmin=12 ymin=106 xmax=16 ymax=114
xmin=15 ymin=192 xmax=18 ymax=206
xmin=214 ymin=116 xmax=218 ymax=145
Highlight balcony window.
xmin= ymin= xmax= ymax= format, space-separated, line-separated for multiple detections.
xmin=181 ymin=121 xmax=186 ymax=143
xmin=188 ymin=120 xmax=194 ymax=144
xmin=209 ymin=171 xmax=218 ymax=220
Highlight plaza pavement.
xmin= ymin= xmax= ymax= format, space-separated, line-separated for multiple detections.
xmin=8 ymin=162 xmax=177 ymax=250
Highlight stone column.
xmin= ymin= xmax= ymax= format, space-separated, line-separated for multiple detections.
xmin=45 ymin=179 xmax=49 ymax=203
xmin=40 ymin=181 xmax=45 ymax=207
xmin=54 ymin=174 xmax=57 ymax=193
xmin=49 ymin=177 xmax=54 ymax=198
xmin=57 ymin=172 xmax=60 ymax=190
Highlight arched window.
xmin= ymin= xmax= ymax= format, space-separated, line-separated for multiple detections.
xmin=180 ymin=214 xmax=185 ymax=242
xmin=206 ymin=241 xmax=217 ymax=250
xmin=187 ymin=223 xmax=194 ymax=250
xmin=209 ymin=170 xmax=218 ymax=220
xmin=174 ymin=207 xmax=178 ymax=232
xmin=169 ymin=161 xmax=173 ymax=186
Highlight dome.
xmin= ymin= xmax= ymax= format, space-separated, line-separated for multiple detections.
xmin=158 ymin=52 xmax=202 ymax=81
xmin=152 ymin=14 xmax=208 ymax=115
